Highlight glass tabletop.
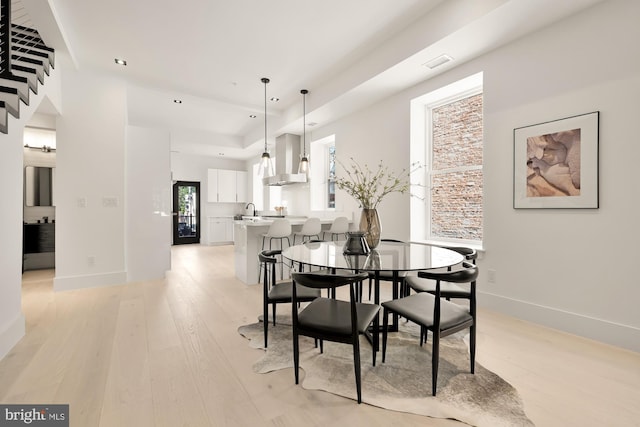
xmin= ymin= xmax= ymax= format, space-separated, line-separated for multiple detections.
xmin=282 ymin=240 xmax=464 ymax=272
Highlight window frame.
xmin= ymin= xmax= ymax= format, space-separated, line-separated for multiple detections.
xmin=410 ymin=72 xmax=484 ymax=248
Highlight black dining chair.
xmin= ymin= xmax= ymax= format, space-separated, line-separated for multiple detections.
xmin=259 ymin=250 xmax=320 ymax=348
xmin=404 ymin=246 xmax=477 ymax=300
xmin=291 ymin=270 xmax=379 ymax=404
xmin=381 ymin=261 xmax=479 ymax=396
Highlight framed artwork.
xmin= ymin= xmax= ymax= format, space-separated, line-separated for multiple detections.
xmin=513 ymin=111 xmax=599 ymax=209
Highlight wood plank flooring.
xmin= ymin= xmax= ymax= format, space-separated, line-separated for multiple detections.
xmin=2 ymin=244 xmax=639 ymax=426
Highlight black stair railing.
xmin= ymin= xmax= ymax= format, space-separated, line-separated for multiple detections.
xmin=0 ymin=0 xmax=11 ymax=77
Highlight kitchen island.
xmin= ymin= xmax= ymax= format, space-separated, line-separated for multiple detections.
xmin=234 ymin=217 xmax=348 ymax=285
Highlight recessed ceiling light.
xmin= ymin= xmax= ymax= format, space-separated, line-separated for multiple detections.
xmin=114 ymin=58 xmax=127 ymax=66
xmin=173 ymin=99 xmax=182 ymax=104
xmin=270 ymin=97 xmax=279 ymax=102
xmin=423 ymin=54 xmax=453 ymax=70
xmin=249 ymin=114 xmax=257 ymax=118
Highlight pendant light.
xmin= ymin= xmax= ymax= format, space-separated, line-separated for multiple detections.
xmin=297 ymin=89 xmax=310 ymax=177
xmin=258 ymin=77 xmax=275 ymax=178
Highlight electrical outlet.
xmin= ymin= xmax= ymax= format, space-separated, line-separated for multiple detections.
xmin=487 ymin=269 xmax=496 ymax=284
xmin=87 ymin=255 xmax=96 ymax=266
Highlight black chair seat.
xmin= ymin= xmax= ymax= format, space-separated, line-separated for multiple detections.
xmin=298 ymin=298 xmax=380 ymax=336
xmin=382 ymin=293 xmax=472 ymax=333
xmin=268 ymin=281 xmax=320 ymax=302
xmin=405 ymin=276 xmax=470 ymax=298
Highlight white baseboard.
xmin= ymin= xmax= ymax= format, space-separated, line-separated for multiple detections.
xmin=479 ymin=291 xmax=640 ymax=354
xmin=0 ymin=312 xmax=25 ymax=361
xmin=53 ymin=271 xmax=127 ymax=291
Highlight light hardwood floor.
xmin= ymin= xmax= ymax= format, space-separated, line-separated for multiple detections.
xmin=2 ymin=244 xmax=639 ymax=426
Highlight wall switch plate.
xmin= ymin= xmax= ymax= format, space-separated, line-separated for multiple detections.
xmin=487 ymin=269 xmax=496 ymax=284
xmin=102 ymin=197 xmax=118 ymax=207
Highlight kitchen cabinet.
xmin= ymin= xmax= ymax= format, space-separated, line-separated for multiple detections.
xmin=23 ymin=223 xmax=55 ymax=270
xmin=236 ymin=171 xmax=247 ymax=202
xmin=208 ymin=217 xmax=234 ymax=244
xmin=207 ymin=169 xmax=248 ymax=203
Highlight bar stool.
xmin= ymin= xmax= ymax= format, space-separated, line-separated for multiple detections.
xmin=323 ymin=216 xmax=349 ymax=241
xmin=261 ymin=218 xmax=292 ymax=279
xmin=292 ymin=217 xmax=321 ymax=245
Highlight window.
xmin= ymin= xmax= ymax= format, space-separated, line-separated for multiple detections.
xmin=327 ymin=145 xmax=336 ymax=209
xmin=410 ymin=73 xmax=483 ymax=246
xmin=310 ymin=135 xmax=336 ymax=211
xmin=252 ymin=161 xmax=282 ymax=212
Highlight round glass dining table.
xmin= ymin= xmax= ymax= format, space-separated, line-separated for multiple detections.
xmin=282 ymin=240 xmax=465 ymax=304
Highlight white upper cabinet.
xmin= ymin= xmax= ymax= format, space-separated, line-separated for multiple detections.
xmin=236 ymin=171 xmax=248 ymax=203
xmin=207 ymin=169 xmax=248 ymax=203
xmin=217 ymin=169 xmax=236 ymax=202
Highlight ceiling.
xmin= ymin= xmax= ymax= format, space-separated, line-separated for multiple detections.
xmin=19 ymin=0 xmax=604 ymax=160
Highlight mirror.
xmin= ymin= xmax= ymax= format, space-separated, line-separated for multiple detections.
xmin=25 ymin=166 xmax=55 ymax=207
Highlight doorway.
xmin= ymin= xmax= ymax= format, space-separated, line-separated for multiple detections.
xmin=172 ymin=181 xmax=201 ymax=245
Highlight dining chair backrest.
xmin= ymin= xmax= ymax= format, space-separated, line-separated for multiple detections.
xmin=266 ymin=218 xmax=292 ymax=238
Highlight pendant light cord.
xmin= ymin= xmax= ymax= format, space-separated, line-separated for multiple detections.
xmin=262 ymin=78 xmax=269 ymax=152
xmin=301 ymin=89 xmax=308 ymax=156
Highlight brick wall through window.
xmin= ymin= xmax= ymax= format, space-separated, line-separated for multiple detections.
xmin=429 ymin=93 xmax=483 ymax=241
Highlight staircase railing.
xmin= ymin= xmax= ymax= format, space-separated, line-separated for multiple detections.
xmin=0 ymin=0 xmax=55 ymax=134
xmin=0 ymin=0 xmax=11 ymax=77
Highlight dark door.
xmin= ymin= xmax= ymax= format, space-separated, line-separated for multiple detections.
xmin=172 ymin=181 xmax=201 ymax=245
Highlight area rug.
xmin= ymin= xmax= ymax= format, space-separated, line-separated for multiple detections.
xmin=238 ymin=316 xmax=534 ymax=427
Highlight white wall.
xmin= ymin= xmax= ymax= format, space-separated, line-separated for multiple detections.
xmin=479 ymin=0 xmax=639 ymax=351
xmin=311 ymin=0 xmax=640 ymax=351
xmin=53 ymin=61 xmax=128 ymax=290
xmin=0 ymin=124 xmax=27 ymax=360
xmin=126 ymin=126 xmax=172 ymax=282
xmin=0 ymin=60 xmax=61 ymax=359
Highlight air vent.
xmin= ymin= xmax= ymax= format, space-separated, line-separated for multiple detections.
xmin=423 ymin=54 xmax=453 ymax=70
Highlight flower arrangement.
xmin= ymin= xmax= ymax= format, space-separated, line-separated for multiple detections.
xmin=335 ymin=157 xmax=419 ymax=209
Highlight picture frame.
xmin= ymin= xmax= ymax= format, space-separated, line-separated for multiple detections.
xmin=513 ymin=111 xmax=599 ymax=209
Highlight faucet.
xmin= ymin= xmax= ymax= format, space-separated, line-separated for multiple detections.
xmin=245 ymin=202 xmax=256 ymax=217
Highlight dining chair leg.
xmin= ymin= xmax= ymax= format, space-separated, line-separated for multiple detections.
xmin=272 ymin=302 xmax=277 ymax=325
xmin=470 ymin=322 xmax=476 ymax=374
xmin=353 ymin=336 xmax=362 ymax=404
xmin=372 ymin=314 xmax=379 ymax=366
xmin=382 ymin=308 xmax=389 ymax=363
xmin=293 ymin=331 xmax=300 ymax=385
xmin=432 ymin=329 xmax=440 ymax=396
xmin=263 ymin=302 xmax=268 ymax=348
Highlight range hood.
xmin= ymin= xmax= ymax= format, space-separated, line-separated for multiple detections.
xmin=262 ymin=133 xmax=308 ymax=186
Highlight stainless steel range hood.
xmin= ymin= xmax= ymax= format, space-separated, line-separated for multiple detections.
xmin=262 ymin=133 xmax=308 ymax=186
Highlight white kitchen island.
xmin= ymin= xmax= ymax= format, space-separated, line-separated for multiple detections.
xmin=234 ymin=217 xmax=346 ymax=285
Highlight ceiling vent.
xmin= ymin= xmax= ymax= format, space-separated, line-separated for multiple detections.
xmin=423 ymin=54 xmax=453 ymax=70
